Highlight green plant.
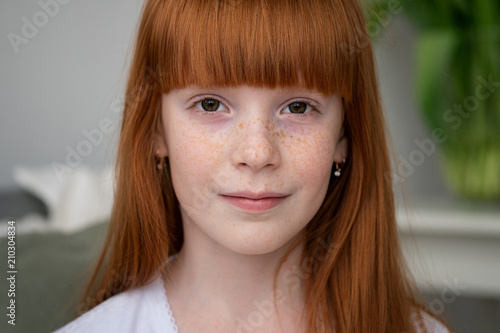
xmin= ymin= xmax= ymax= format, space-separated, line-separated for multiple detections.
xmin=369 ymin=0 xmax=500 ymax=199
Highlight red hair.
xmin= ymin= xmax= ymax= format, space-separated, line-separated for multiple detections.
xmin=81 ymin=0 xmax=451 ymax=332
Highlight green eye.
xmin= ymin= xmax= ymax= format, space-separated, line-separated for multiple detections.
xmin=288 ymin=102 xmax=307 ymax=114
xmin=201 ymin=99 xmax=220 ymax=112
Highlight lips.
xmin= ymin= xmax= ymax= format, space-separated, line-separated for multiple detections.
xmin=219 ymin=192 xmax=289 ymax=213
xmin=220 ymin=191 xmax=289 ymax=199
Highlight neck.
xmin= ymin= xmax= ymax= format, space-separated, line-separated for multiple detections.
xmin=163 ymin=226 xmax=307 ymax=331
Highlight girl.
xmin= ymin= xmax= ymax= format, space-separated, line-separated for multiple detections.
xmin=56 ymin=0 xmax=452 ymax=332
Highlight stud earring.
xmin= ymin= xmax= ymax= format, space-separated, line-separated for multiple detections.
xmin=334 ymin=159 xmax=345 ymax=177
xmin=156 ymin=149 xmax=166 ymax=170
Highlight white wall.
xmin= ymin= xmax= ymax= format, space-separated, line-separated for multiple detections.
xmin=0 ymin=0 xmax=143 ymax=189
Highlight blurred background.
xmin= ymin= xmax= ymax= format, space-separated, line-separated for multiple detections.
xmin=0 ymin=0 xmax=499 ymax=332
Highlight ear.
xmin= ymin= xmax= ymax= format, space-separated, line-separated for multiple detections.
xmin=154 ymin=116 xmax=168 ymax=158
xmin=333 ymin=126 xmax=348 ymax=164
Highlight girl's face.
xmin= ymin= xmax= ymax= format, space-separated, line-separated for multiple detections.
xmin=157 ymin=85 xmax=347 ymax=255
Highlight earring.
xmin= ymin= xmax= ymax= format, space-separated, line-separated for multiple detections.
xmin=334 ymin=159 xmax=345 ymax=177
xmin=156 ymin=149 xmax=166 ymax=170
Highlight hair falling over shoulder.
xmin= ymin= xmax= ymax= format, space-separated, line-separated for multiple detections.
xmin=80 ymin=0 xmax=452 ymax=332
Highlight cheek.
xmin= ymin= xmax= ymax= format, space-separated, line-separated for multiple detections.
xmin=165 ymin=118 xmax=226 ymax=196
xmin=167 ymin=118 xmax=217 ymax=167
xmin=284 ymin=128 xmax=336 ymax=184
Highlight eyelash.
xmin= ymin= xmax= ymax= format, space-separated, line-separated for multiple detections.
xmin=188 ymin=97 xmax=320 ymax=119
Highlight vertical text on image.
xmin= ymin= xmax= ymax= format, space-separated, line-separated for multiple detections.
xmin=6 ymin=220 xmax=17 ymax=326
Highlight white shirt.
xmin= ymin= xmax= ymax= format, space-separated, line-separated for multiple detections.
xmin=54 ymin=275 xmax=178 ymax=333
xmin=55 ymin=273 xmax=449 ymax=333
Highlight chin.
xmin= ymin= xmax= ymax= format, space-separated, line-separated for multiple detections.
xmin=214 ymin=228 xmax=301 ymax=257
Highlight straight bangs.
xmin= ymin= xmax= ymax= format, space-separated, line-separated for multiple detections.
xmin=143 ymin=0 xmax=369 ymax=100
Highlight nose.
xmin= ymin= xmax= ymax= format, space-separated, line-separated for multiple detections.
xmin=231 ymin=118 xmax=280 ymax=171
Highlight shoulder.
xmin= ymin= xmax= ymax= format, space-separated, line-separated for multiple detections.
xmin=413 ymin=309 xmax=451 ymax=333
xmin=54 ymin=276 xmax=177 ymax=333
